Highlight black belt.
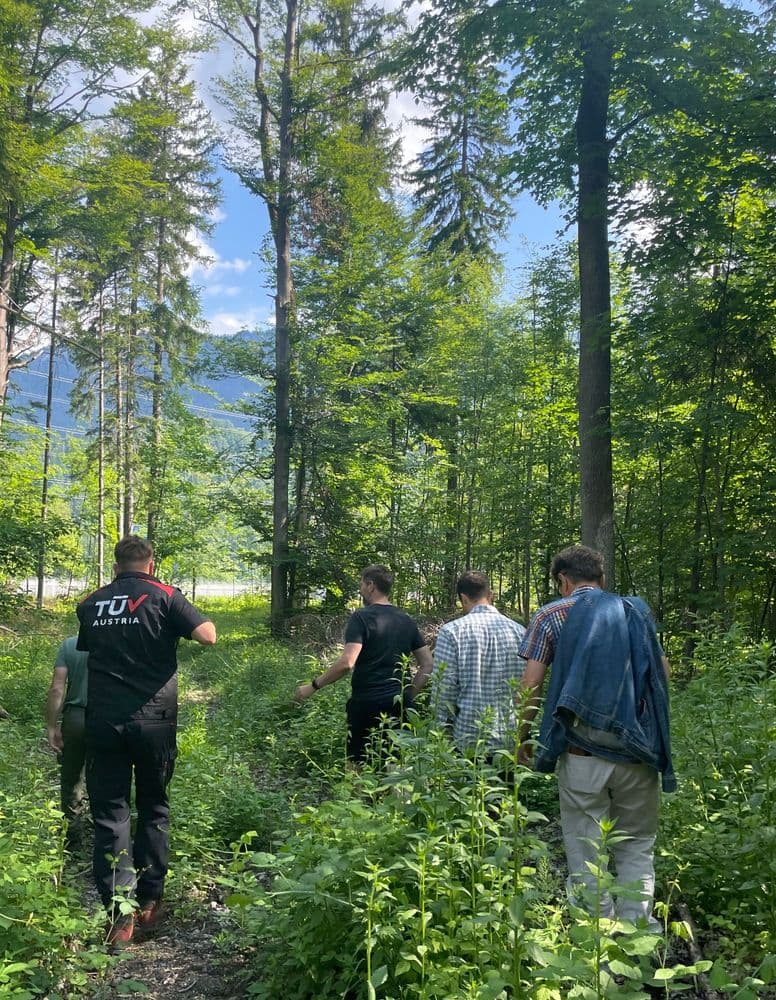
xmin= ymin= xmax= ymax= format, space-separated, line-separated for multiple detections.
xmin=568 ymin=745 xmax=593 ymax=757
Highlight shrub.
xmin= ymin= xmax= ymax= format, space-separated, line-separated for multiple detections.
xmin=660 ymin=627 xmax=775 ymax=971
xmin=0 ymin=726 xmax=109 ymax=997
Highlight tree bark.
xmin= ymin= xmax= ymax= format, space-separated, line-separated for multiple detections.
xmin=576 ymin=15 xmax=615 ymax=587
xmin=442 ymin=425 xmax=460 ymax=610
xmin=97 ymin=290 xmax=106 ymax=588
xmin=36 ymin=258 xmax=59 ymax=608
xmin=114 ymin=276 xmax=125 ymax=539
xmin=147 ymin=222 xmax=167 ymax=544
xmin=125 ymin=291 xmax=137 ymax=534
xmin=270 ymin=0 xmax=299 ymax=634
xmin=0 ymin=206 xmax=19 ymax=426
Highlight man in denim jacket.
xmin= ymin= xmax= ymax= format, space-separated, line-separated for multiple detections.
xmin=518 ymin=545 xmax=673 ymax=928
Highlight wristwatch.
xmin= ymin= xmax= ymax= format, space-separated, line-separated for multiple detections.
xmin=311 ymin=676 xmax=321 ymax=691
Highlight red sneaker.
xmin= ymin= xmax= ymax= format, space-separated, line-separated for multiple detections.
xmin=136 ymin=900 xmax=164 ymax=932
xmin=106 ymin=914 xmax=134 ymax=948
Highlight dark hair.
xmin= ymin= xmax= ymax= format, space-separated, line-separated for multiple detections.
xmin=114 ymin=535 xmax=154 ymax=569
xmin=360 ymin=564 xmax=394 ymax=596
xmin=456 ymin=570 xmax=490 ymax=600
xmin=550 ymin=545 xmax=604 ymax=585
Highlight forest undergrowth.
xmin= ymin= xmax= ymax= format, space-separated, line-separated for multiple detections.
xmin=0 ymin=598 xmax=773 ymax=999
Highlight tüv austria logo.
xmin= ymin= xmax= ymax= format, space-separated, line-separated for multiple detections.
xmin=92 ymin=593 xmax=148 ymax=626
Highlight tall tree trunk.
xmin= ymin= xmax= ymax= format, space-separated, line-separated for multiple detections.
xmin=576 ymin=15 xmax=615 ymax=587
xmin=146 ymin=334 xmax=163 ymax=544
xmin=0 ymin=206 xmax=19 ymax=426
xmin=270 ymin=0 xmax=299 ymax=634
xmin=97 ymin=291 xmax=106 ymax=588
xmin=290 ymin=440 xmax=308 ymax=609
xmin=147 ymin=224 xmax=166 ymax=544
xmin=114 ymin=277 xmax=126 ymax=538
xmin=522 ymin=433 xmax=534 ymax=619
xmin=124 ymin=292 xmax=137 ymax=534
xmin=656 ymin=442 xmax=665 ymax=634
xmin=442 ymin=426 xmax=459 ymax=610
xmin=36 ymin=257 xmax=59 ymax=608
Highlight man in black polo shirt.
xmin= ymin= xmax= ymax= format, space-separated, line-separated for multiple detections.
xmin=294 ymin=564 xmax=432 ymax=763
xmin=77 ymin=535 xmax=216 ymax=944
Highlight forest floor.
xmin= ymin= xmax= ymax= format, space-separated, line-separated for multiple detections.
xmin=89 ymin=895 xmax=245 ymax=999
xmin=2 ymin=603 xmax=770 ymax=999
xmin=69 ymin=675 xmax=254 ymax=998
xmin=73 ymin=826 xmax=723 ymax=1000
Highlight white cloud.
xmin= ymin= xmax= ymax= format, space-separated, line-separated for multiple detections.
xmin=206 ymin=307 xmax=273 ymax=337
xmin=188 ymin=231 xmax=253 ymax=278
xmin=215 ymin=257 xmax=251 ymax=274
xmin=387 ymin=89 xmax=431 ymax=171
xmin=175 ymin=1 xmax=436 ymax=166
xmin=204 ymin=283 xmax=241 ymax=298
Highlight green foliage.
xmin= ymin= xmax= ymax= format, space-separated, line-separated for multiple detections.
xmin=160 ymin=599 xmax=351 ymax=903
xmin=1 ymin=601 xmax=774 ymax=995
xmin=660 ymin=627 xmax=776 ymax=966
xmin=0 ymin=428 xmax=79 ymax=600
xmin=0 ymin=719 xmax=109 ymax=996
xmin=0 ymin=634 xmax=60 ymax=724
xmin=218 ymin=720 xmax=711 ymax=1000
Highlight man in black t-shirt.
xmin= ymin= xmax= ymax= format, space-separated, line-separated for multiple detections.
xmin=294 ymin=565 xmax=432 ymax=763
xmin=76 ymin=536 xmax=216 ymax=944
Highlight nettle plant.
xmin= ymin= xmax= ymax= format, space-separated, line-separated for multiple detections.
xmin=659 ymin=626 xmax=775 ymax=979
xmin=0 ymin=727 xmax=109 ymax=998
xmin=220 ymin=714 xmax=715 ymax=1000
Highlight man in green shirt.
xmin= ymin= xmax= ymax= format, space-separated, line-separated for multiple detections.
xmin=46 ymin=635 xmax=89 ymax=845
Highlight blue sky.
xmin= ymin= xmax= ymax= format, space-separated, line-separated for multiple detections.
xmin=178 ymin=0 xmax=570 ymax=340
xmin=196 ymin=163 xmax=568 ymax=339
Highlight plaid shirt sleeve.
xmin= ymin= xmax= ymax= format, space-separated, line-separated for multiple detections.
xmin=432 ymin=624 xmax=459 ymax=726
xmin=518 ymin=608 xmax=556 ymax=664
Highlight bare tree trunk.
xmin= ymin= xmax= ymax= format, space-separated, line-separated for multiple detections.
xmin=290 ymin=440 xmax=308 ymax=609
xmin=147 ymin=224 xmax=166 ymax=544
xmin=114 ymin=277 xmax=126 ymax=538
xmin=0 ymin=206 xmax=19 ymax=426
xmin=270 ymin=0 xmax=299 ymax=634
xmin=124 ymin=292 xmax=137 ymax=533
xmin=656 ymin=443 xmax=665 ymax=634
xmin=522 ymin=433 xmax=533 ymax=619
xmin=36 ymin=257 xmax=59 ymax=608
xmin=576 ymin=14 xmax=615 ymax=587
xmin=521 ymin=284 xmax=539 ymax=618
xmin=97 ymin=290 xmax=106 ymax=588
xmin=442 ymin=428 xmax=459 ymax=610
xmin=200 ymin=0 xmax=300 ymax=630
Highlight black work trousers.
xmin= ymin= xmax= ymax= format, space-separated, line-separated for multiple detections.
xmin=85 ymin=715 xmax=177 ymax=910
xmin=346 ymin=690 xmax=413 ymax=764
xmin=60 ymin=706 xmax=87 ymax=827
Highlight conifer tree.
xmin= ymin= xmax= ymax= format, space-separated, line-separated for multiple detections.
xmin=0 ymin=0 xmax=155 ymax=422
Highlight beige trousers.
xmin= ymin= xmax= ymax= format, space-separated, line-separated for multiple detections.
xmin=556 ymin=750 xmax=661 ymax=928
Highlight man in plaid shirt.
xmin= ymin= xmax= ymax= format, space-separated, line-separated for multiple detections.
xmin=431 ymin=571 xmax=526 ymax=752
xmin=517 ymin=544 xmax=671 ymax=929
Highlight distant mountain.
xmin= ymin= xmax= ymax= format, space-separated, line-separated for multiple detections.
xmin=6 ymin=330 xmax=268 ymax=440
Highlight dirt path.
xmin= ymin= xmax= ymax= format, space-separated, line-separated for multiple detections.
xmin=71 ymin=680 xmax=253 ymax=998
xmin=92 ymin=903 xmax=245 ymax=999
xmin=65 ymin=844 xmax=250 ymax=1000
xmin=67 ymin=836 xmax=250 ymax=999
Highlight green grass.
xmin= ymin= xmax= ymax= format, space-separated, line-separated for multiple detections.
xmin=0 ymin=602 xmax=773 ymax=998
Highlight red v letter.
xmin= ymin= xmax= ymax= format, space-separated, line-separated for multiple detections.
xmin=127 ymin=594 xmax=148 ymax=613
